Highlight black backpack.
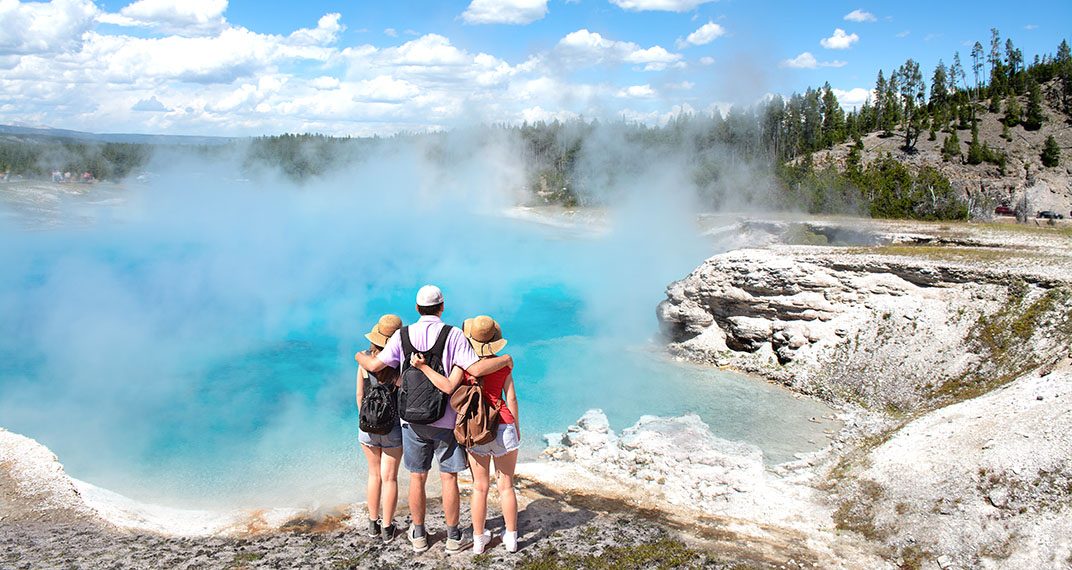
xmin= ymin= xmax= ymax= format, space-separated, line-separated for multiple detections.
xmin=359 ymin=369 xmax=398 ymax=435
xmin=398 ymin=325 xmax=452 ymax=424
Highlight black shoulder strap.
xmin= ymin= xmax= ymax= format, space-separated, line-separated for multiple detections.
xmin=399 ymin=326 xmax=414 ymax=372
xmin=366 ymin=368 xmax=379 ymax=388
xmin=430 ymin=325 xmax=452 ymax=358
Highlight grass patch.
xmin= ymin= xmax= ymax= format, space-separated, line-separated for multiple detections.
xmin=898 ymin=545 xmax=936 ymax=570
xmin=515 ymin=538 xmax=709 ymax=570
xmin=977 ymin=221 xmax=1072 ymax=238
xmin=930 ymin=285 xmax=1072 ymax=406
xmin=846 ymin=244 xmax=1056 ymax=264
xmin=231 ymin=552 xmax=264 ymax=566
xmin=783 ymin=223 xmax=830 ymax=245
xmin=833 ymin=480 xmax=887 ymax=540
xmin=331 ymin=553 xmax=368 ymax=569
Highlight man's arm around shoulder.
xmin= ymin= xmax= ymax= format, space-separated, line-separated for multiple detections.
xmin=467 ymin=354 xmax=512 ymax=377
xmin=354 ymin=350 xmax=387 ymax=373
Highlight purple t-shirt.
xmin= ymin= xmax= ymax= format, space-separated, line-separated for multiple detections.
xmin=377 ymin=315 xmax=479 ymax=429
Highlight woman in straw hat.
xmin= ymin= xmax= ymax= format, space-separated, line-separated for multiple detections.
xmin=463 ymin=315 xmax=521 ymax=554
xmin=356 ymin=314 xmax=404 ymax=542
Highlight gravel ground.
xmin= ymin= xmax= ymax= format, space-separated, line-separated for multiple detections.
xmin=1 ymin=477 xmax=801 ymax=570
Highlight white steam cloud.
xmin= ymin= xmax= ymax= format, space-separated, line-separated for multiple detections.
xmin=0 ymin=125 xmax=740 ymax=509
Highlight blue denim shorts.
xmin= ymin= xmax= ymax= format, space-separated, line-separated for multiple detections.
xmin=358 ymin=424 xmax=403 ymax=449
xmin=402 ymin=423 xmax=468 ymax=474
xmin=467 ymin=422 xmax=520 ymax=458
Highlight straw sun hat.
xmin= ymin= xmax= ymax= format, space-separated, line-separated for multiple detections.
xmin=365 ymin=314 xmax=403 ymax=347
xmin=463 ymin=315 xmax=508 ymax=357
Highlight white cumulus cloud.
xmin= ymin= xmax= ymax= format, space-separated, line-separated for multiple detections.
xmin=352 ymin=75 xmax=420 ymax=103
xmin=101 ymin=0 xmax=229 ymax=36
xmin=131 ymin=95 xmax=168 ymax=111
xmin=779 ymin=52 xmax=846 ymax=69
xmin=832 ymin=87 xmax=871 ymax=109
xmin=609 ymin=0 xmax=715 ymax=12
xmin=844 ymin=9 xmax=876 ymax=23
xmin=287 ymin=13 xmax=343 ymax=47
xmin=311 ymin=76 xmax=340 ymax=90
xmin=461 ymin=0 xmax=548 ymax=25
xmin=0 ymin=0 xmax=98 ymax=56
xmin=821 ymin=28 xmax=859 ymax=50
xmin=617 ymin=84 xmax=655 ymax=98
xmin=554 ymin=29 xmax=680 ymax=69
xmin=675 ymin=21 xmax=725 ymax=48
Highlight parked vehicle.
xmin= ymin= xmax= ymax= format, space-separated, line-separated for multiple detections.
xmin=1037 ymin=211 xmax=1064 ymax=220
xmin=994 ymin=206 xmax=1015 ymax=216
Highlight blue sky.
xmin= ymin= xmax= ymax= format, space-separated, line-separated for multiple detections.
xmin=1 ymin=0 xmax=1069 ymax=137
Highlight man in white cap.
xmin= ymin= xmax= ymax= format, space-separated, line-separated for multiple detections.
xmin=355 ymin=284 xmax=511 ymax=553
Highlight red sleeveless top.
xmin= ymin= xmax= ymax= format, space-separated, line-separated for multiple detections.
xmin=466 ymin=366 xmax=515 ymax=424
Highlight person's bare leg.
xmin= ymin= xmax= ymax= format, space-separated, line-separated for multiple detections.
xmin=468 ymin=453 xmax=492 ymax=534
xmin=381 ymin=446 xmax=403 ymax=524
xmin=440 ymin=471 xmax=460 ymax=527
xmin=409 ymin=471 xmax=428 ymax=526
xmin=493 ymin=450 xmax=519 ymax=532
xmin=361 ymin=445 xmax=382 ymax=522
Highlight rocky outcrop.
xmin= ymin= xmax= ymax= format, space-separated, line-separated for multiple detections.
xmin=657 ymin=221 xmax=1072 ymax=412
xmin=539 ymin=409 xmax=894 ymax=569
xmin=846 ymin=366 xmax=1072 ymax=569
xmin=649 ymin=219 xmax=1072 ymax=569
xmin=543 ymin=410 xmax=768 ymax=512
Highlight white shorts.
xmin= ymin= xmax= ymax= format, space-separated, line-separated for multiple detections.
xmin=467 ymin=422 xmax=520 ymax=457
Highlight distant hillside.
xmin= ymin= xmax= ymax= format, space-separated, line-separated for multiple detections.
xmin=809 ymin=79 xmax=1072 ymax=218
xmin=0 ymin=124 xmax=235 ymax=146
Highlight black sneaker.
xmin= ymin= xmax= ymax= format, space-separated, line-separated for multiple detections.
xmin=382 ymin=524 xmax=397 ymax=543
xmin=367 ymin=519 xmax=381 ymax=538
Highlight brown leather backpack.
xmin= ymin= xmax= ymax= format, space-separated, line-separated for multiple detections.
xmin=450 ymin=377 xmax=500 ymax=447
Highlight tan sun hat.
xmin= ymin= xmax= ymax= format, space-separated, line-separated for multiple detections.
xmin=463 ymin=315 xmax=508 ymax=357
xmin=365 ymin=314 xmax=403 ymax=347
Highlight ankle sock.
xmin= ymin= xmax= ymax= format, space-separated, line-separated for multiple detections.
xmin=412 ymin=523 xmax=426 ymax=538
xmin=447 ymin=525 xmax=461 ymax=541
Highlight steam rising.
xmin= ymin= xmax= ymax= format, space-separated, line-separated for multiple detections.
xmin=0 ymin=126 xmax=824 ymax=509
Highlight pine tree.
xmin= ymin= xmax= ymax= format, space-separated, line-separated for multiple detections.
xmin=881 ymin=72 xmax=901 ymax=136
xmin=930 ymin=60 xmax=949 ymax=108
xmin=988 ymin=29 xmax=1005 ymax=93
xmin=1003 ymin=93 xmax=1021 ymax=127
xmin=970 ymin=42 xmax=985 ymax=98
xmin=967 ymin=126 xmax=984 ymax=164
xmin=1041 ymin=135 xmax=1061 ymax=167
xmin=1023 ymin=82 xmax=1044 ymax=130
xmin=874 ymin=70 xmax=888 ymax=132
xmin=1005 ymin=39 xmax=1024 ymax=94
xmin=951 ymin=52 xmax=966 ymax=94
xmin=820 ymin=82 xmax=845 ymax=148
xmin=1057 ymin=40 xmax=1072 ymax=115
xmin=941 ymin=130 xmax=961 ymax=161
xmin=896 ymin=59 xmax=926 ymax=152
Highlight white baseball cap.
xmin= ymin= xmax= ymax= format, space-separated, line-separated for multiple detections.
xmin=416 ymin=284 xmax=444 ymax=306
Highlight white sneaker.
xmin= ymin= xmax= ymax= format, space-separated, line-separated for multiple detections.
xmin=472 ymin=529 xmax=491 ymax=554
xmin=503 ymin=530 xmax=518 ymax=553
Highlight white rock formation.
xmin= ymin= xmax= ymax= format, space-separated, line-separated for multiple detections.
xmin=855 ymin=366 xmax=1072 ymax=569
xmin=538 ymin=409 xmax=894 ymax=569
xmin=0 ymin=428 xmax=101 ymax=525
xmin=657 ymin=243 xmax=1069 ymax=411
